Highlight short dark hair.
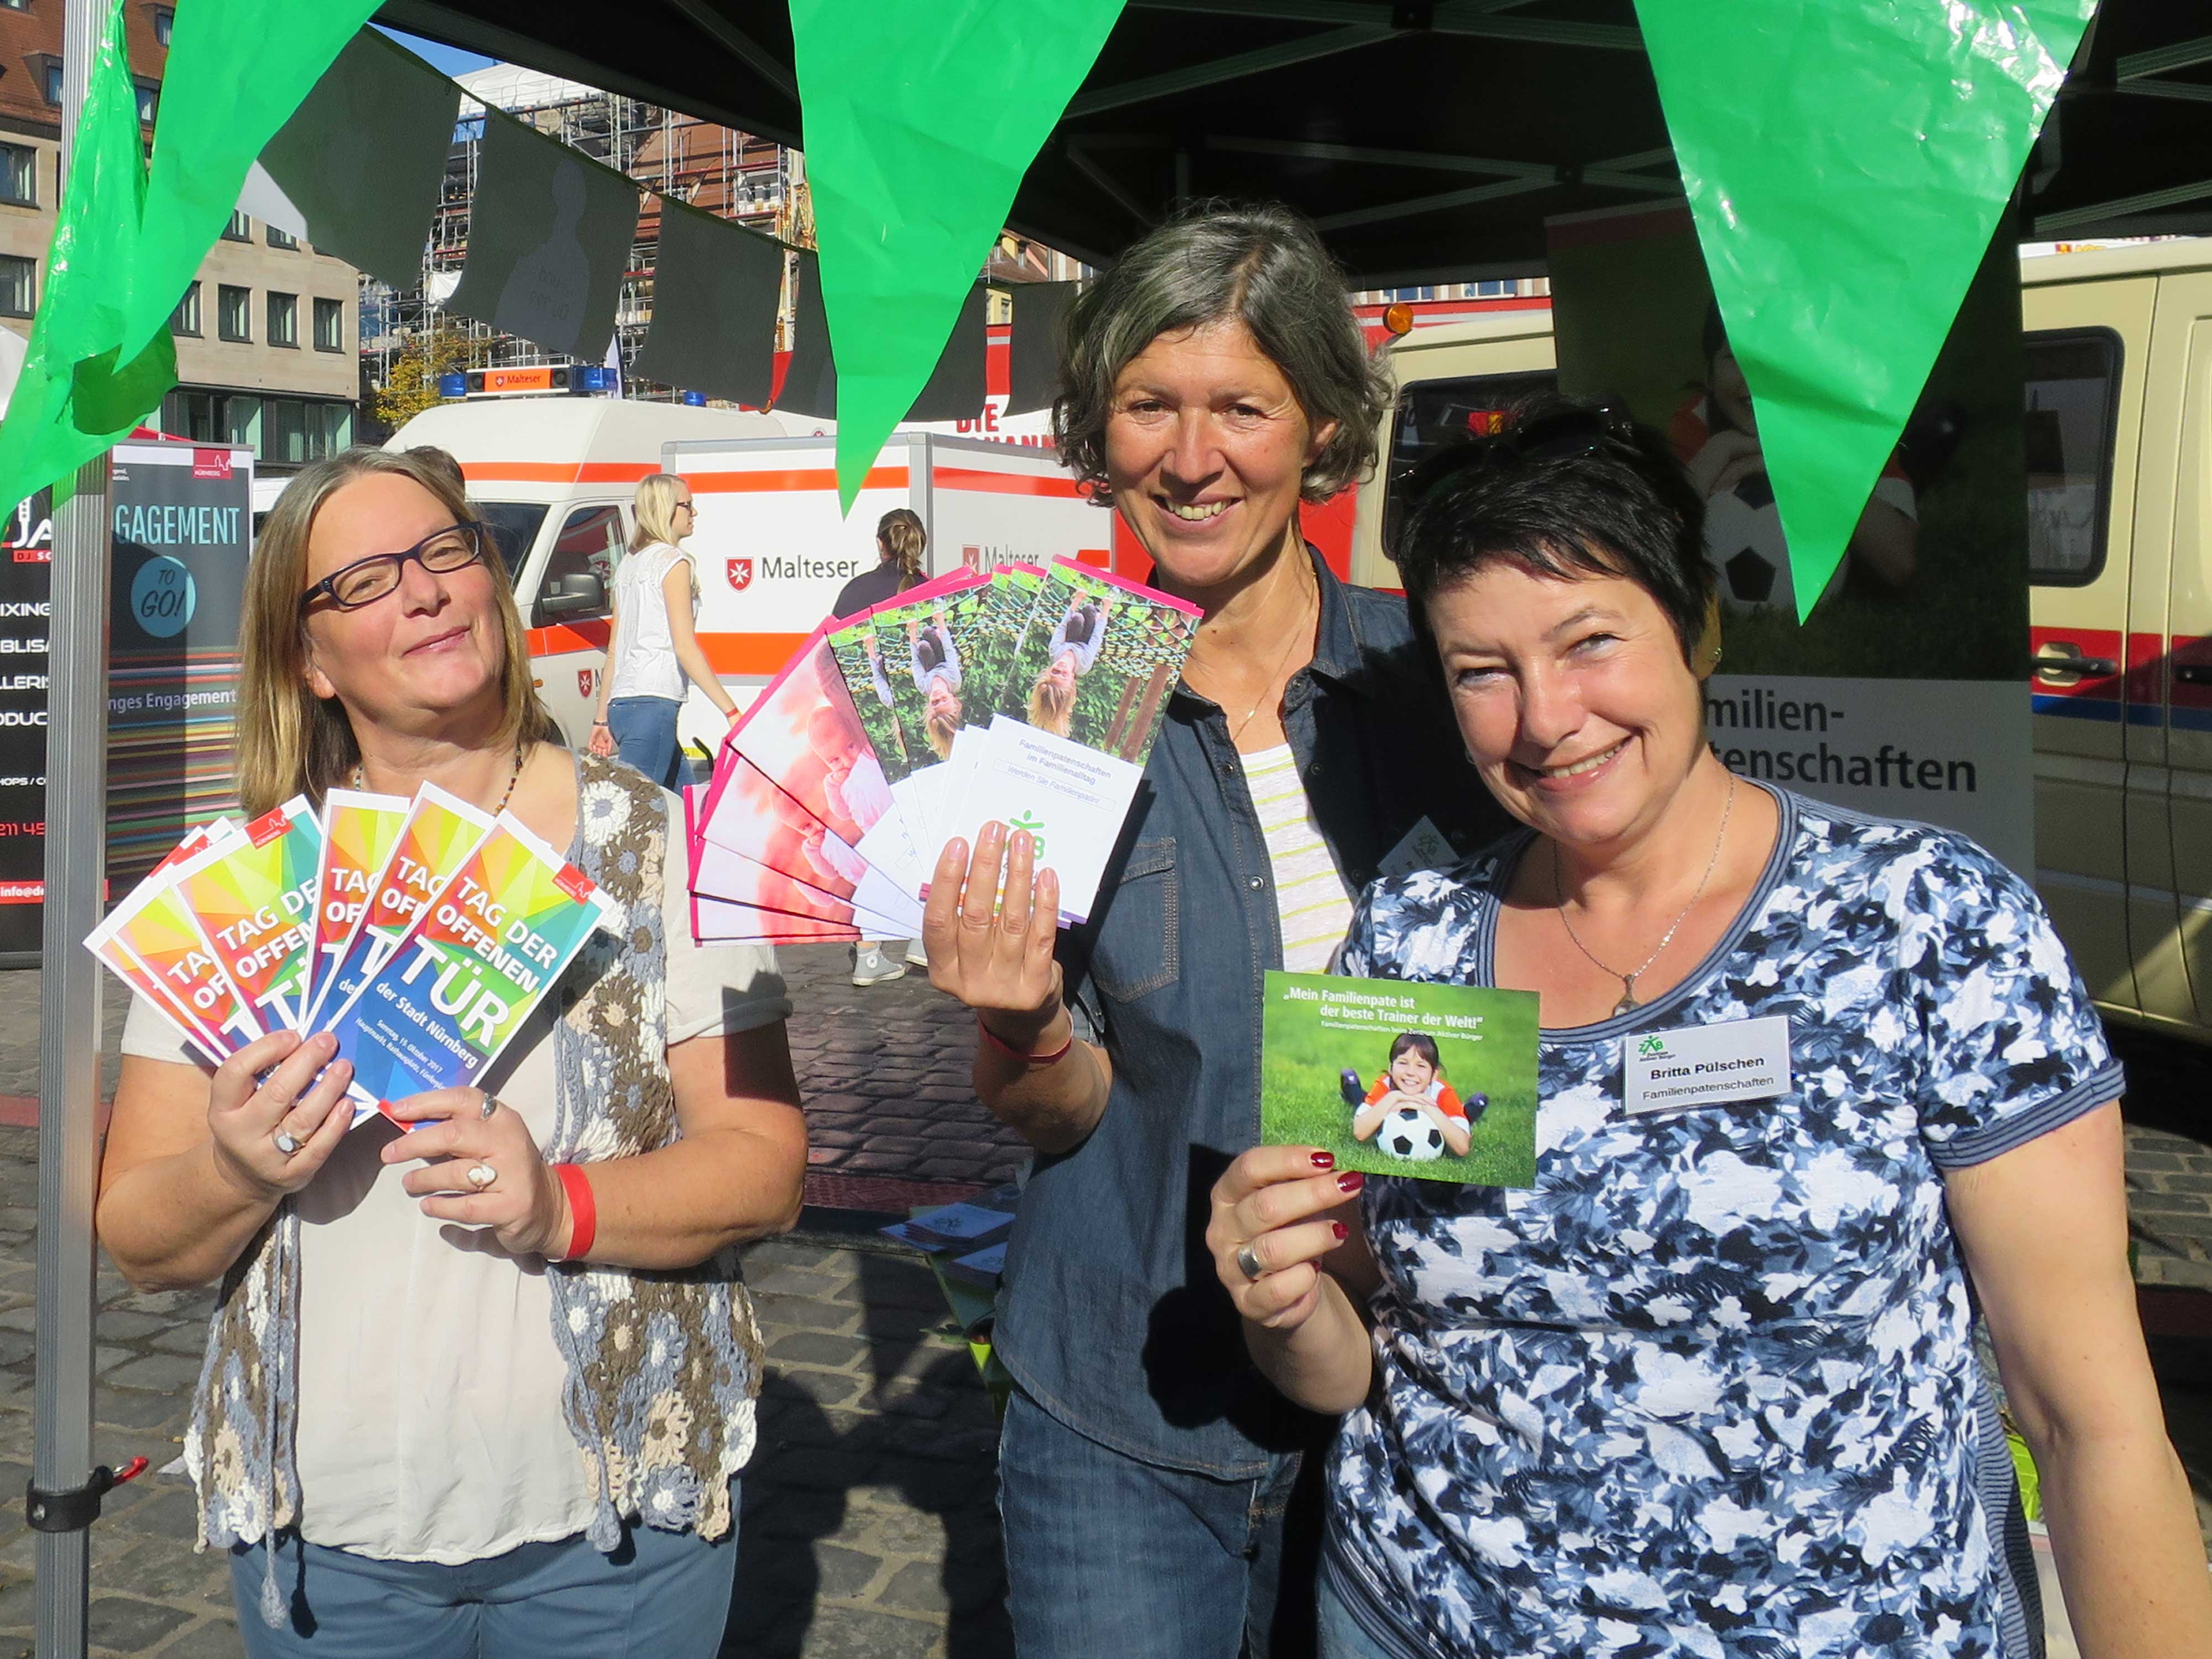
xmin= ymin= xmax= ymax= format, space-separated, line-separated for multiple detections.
xmin=1394 ymin=393 xmax=1715 ymax=663
xmin=1387 ymin=1032 xmax=1442 ymax=1073
xmin=1053 ymin=200 xmax=1390 ymax=505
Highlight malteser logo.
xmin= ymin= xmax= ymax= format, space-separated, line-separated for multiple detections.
xmin=725 ymin=558 xmax=754 ymax=591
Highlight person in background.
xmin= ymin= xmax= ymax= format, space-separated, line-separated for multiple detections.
xmin=1207 ymin=395 xmax=2212 ymax=1659
xmin=589 ymin=472 xmax=737 ymax=788
xmin=97 ymin=446 xmax=806 ymax=1656
xmin=1675 ymin=305 xmax=1917 ymax=607
xmin=829 ymin=507 xmax=929 ymax=985
xmin=921 ymin=201 xmax=1507 ymax=1658
xmin=830 ymin=504 xmax=927 ymax=618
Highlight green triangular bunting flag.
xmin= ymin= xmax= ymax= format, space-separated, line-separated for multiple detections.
xmin=0 ymin=0 xmax=173 ymax=517
xmin=790 ymin=0 xmax=1126 ymax=510
xmin=1633 ymin=0 xmax=2094 ymax=618
xmin=0 ymin=2 xmax=378 ymax=517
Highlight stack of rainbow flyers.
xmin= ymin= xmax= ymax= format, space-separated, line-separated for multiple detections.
xmin=87 ymin=785 xmax=615 ymax=1121
xmin=689 ymin=556 xmax=1198 ymax=941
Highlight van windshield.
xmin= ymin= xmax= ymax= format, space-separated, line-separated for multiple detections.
xmin=473 ymin=502 xmax=547 ymax=577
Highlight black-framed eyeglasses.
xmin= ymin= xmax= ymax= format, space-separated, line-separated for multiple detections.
xmin=299 ymin=521 xmax=491 ymax=613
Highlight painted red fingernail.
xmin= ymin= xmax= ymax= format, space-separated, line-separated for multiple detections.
xmin=1310 ymin=1151 xmax=1335 ymax=1170
xmin=1332 ymin=1222 xmax=1348 ymax=1241
xmin=1336 ymin=1171 xmax=1364 ymax=1194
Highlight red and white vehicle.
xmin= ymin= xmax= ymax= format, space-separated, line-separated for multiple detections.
xmin=662 ymin=431 xmax=1110 ymax=753
xmin=385 ymin=389 xmax=1110 ymax=757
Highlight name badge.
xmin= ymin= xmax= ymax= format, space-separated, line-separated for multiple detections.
xmin=1379 ymin=816 xmax=1455 ymax=880
xmin=1623 ymin=1016 xmax=1791 ymax=1116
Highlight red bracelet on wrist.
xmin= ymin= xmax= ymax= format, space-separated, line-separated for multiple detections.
xmin=977 ymin=1014 xmax=1074 ymax=1068
xmin=552 ymin=1162 xmax=596 ymax=1261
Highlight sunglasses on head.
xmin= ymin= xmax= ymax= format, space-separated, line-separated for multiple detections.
xmin=1386 ymin=401 xmax=1640 ymax=561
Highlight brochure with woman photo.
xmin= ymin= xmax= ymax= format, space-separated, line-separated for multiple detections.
xmin=932 ymin=559 xmax=1201 ymax=924
xmin=992 ymin=559 xmax=1198 ymax=763
xmin=827 ymin=618 xmax=914 ymax=785
xmin=864 ymin=568 xmax=993 ymax=774
xmin=1260 ymin=971 xmax=1540 ymax=1187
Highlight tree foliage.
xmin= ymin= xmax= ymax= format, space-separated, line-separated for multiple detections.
xmin=367 ymin=327 xmax=480 ymax=431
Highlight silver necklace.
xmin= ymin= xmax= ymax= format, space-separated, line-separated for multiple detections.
xmin=1186 ymin=572 xmax=1316 ymax=745
xmin=1553 ymin=773 xmax=1736 ymax=1016
xmin=354 ymin=739 xmax=528 ymax=816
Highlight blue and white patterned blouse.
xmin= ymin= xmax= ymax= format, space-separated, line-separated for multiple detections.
xmin=1323 ymin=785 xmax=2121 ymax=1659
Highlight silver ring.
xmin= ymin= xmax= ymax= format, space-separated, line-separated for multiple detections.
xmin=466 ymin=1162 xmax=497 ymax=1190
xmin=478 ymin=1095 xmax=500 ymax=1121
xmin=1235 ymin=1243 xmax=1265 ymax=1282
xmin=272 ymin=1129 xmax=301 ymax=1157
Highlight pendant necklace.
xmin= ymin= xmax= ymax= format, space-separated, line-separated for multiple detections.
xmin=1554 ymin=774 xmax=1736 ymax=1016
xmin=353 ymin=739 xmax=528 ymax=815
xmin=1187 ymin=571 xmax=1316 ymax=746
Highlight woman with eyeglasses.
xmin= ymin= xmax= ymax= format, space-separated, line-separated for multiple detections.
xmin=96 ymin=447 xmax=806 ymax=1655
xmin=588 ymin=471 xmax=738 ymax=788
xmin=1206 ymin=395 xmax=2212 ymax=1659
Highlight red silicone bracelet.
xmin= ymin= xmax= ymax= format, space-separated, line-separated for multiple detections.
xmin=976 ymin=1014 xmax=1074 ymax=1068
xmin=554 ymin=1162 xmax=596 ymax=1261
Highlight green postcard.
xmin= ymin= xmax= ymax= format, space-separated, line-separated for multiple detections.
xmin=1260 ymin=971 xmax=1541 ymax=1187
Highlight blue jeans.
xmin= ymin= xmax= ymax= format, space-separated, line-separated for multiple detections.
xmin=606 ymin=696 xmax=683 ymax=790
xmin=1317 ymin=1571 xmax=1402 ymax=1659
xmin=998 ymin=1386 xmax=1320 ymax=1658
xmin=229 ymin=1501 xmax=739 ymax=1658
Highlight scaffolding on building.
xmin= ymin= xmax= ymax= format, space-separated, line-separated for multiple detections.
xmin=358 ymin=65 xmax=811 ymax=432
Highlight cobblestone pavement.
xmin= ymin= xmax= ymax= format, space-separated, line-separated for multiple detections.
xmin=0 ymin=950 xmax=1020 ymax=1657
xmin=0 ymin=1144 xmax=1014 ymax=1658
xmin=0 ymin=975 xmax=2200 ymax=1652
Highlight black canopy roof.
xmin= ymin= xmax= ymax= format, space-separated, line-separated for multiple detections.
xmin=373 ymin=0 xmax=2212 ymax=281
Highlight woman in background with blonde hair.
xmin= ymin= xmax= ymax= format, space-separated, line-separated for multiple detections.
xmin=97 ymin=447 xmax=804 ymax=1653
xmin=589 ymin=471 xmax=737 ymax=787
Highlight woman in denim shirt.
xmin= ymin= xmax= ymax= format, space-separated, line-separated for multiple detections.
xmin=921 ymin=204 xmax=1505 ymax=1657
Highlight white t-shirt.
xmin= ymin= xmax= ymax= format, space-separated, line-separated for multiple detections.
xmin=605 ymin=542 xmax=694 ymax=703
xmin=122 ymin=792 xmax=790 ymax=1563
xmin=1237 ymin=743 xmax=1353 ymax=974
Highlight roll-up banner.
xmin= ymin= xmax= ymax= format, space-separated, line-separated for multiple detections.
xmin=1546 ymin=203 xmax=2033 ymax=877
xmin=0 ymin=487 xmax=51 ymax=954
xmin=106 ymin=441 xmax=255 ymax=890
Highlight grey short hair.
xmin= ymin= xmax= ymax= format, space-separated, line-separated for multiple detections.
xmin=1053 ymin=201 xmax=1390 ymax=505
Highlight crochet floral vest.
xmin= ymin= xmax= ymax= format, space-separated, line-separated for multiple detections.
xmin=185 ymin=754 xmax=766 ymax=1622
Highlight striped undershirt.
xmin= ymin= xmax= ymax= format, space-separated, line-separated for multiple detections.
xmin=1238 ymin=743 xmax=1354 ymax=974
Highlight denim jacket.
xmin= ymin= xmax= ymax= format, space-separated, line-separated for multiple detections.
xmin=994 ymin=550 xmax=1510 ymax=1478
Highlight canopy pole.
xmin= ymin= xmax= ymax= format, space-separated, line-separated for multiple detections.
xmin=33 ymin=1 xmax=116 ymax=1653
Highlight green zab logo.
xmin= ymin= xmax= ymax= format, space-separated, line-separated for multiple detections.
xmin=1637 ymin=1035 xmax=1667 ymax=1058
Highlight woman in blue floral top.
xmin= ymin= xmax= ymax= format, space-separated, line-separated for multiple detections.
xmin=1205 ymin=397 xmax=2212 ymax=1658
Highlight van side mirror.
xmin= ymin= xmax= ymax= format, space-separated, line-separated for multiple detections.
xmin=537 ymin=572 xmax=606 ymax=619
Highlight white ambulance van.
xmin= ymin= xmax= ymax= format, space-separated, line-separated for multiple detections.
xmin=387 ymin=397 xmax=1114 ymax=761
xmin=1348 ymin=242 xmax=2212 ymax=1045
xmin=384 ymin=395 xmax=787 ymax=748
xmin=660 ymin=430 xmax=1112 ymax=754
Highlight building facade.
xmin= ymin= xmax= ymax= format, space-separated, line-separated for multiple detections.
xmin=0 ymin=0 xmax=358 ymax=477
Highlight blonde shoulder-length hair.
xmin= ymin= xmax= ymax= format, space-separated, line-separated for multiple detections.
xmin=235 ymin=447 xmax=553 ymax=817
xmin=630 ymin=472 xmax=688 ymax=551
